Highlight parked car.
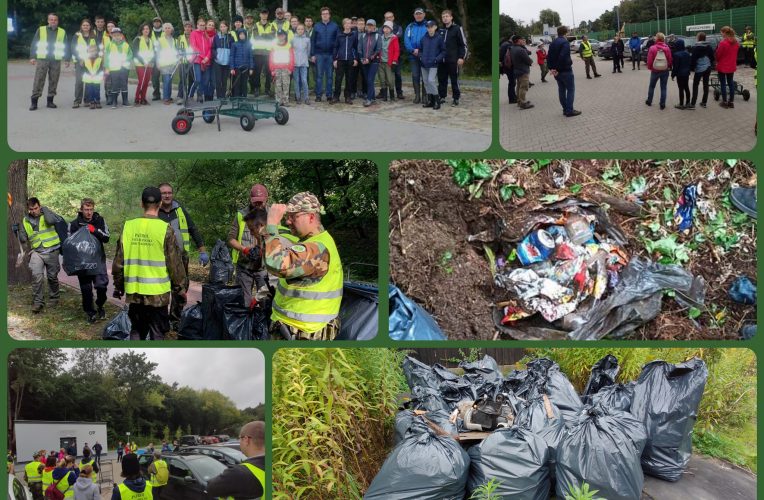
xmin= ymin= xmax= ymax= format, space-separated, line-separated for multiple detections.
xmin=214 ymin=439 xmax=242 ymax=452
xmin=571 ymin=39 xmax=601 ymax=53
xmin=213 ymin=435 xmax=230 ymax=443
xmin=8 ymin=473 xmax=32 ymax=500
xmin=200 ymin=436 xmax=219 ymax=445
xmin=179 ymin=435 xmax=202 ymax=447
xmin=138 ymin=453 xmax=227 ymax=500
xmin=639 ymin=34 xmax=744 ymax=65
xmin=179 ymin=445 xmax=247 ymax=467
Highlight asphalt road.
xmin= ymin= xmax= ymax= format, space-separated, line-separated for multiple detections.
xmin=8 ymin=61 xmax=490 ymax=152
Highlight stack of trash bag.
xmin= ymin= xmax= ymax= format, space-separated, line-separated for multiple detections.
xmin=389 ymin=285 xmax=446 ymax=340
xmin=178 ymin=302 xmax=204 ymax=340
xmin=208 ymin=239 xmax=234 ymax=284
xmin=364 ymin=417 xmax=469 ymax=500
xmin=62 ymin=226 xmax=104 ymax=276
xmin=102 ymin=307 xmax=131 ymax=340
xmin=581 ymin=354 xmax=620 ymax=402
xmin=394 ymin=409 xmax=457 ymax=444
xmin=336 ymin=282 xmax=378 ymax=340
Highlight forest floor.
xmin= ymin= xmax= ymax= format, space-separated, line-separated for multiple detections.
xmin=390 ymin=159 xmax=757 ymax=340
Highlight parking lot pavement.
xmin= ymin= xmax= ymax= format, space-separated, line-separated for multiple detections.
xmin=500 ymin=56 xmax=757 ymax=153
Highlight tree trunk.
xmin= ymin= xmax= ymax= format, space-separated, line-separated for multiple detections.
xmin=422 ymin=0 xmax=437 ymax=18
xmin=178 ymin=0 xmax=188 ymax=24
xmin=147 ymin=0 xmax=162 ymax=20
xmin=456 ymin=0 xmax=470 ymax=58
xmin=206 ymin=0 xmax=218 ymax=21
xmin=8 ymin=160 xmax=32 ymax=285
xmin=235 ymin=0 xmax=244 ymax=16
xmin=185 ymin=0 xmax=195 ymax=26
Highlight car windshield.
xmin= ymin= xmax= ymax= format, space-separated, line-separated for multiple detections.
xmin=186 ymin=455 xmax=227 ymax=482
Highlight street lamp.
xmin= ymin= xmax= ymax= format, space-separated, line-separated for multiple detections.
xmin=570 ymin=0 xmax=576 ymax=32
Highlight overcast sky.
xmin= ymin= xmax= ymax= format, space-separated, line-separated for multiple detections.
xmin=63 ymin=349 xmax=265 ymax=409
xmin=501 ymin=0 xmax=622 ymax=27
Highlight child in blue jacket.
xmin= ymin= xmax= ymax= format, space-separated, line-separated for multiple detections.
xmin=419 ymin=20 xmax=445 ymax=109
xmin=230 ymin=29 xmax=254 ymax=97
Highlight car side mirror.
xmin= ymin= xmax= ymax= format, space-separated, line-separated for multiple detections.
xmin=184 ymin=475 xmax=196 ymax=483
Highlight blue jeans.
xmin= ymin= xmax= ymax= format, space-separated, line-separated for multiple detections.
xmin=294 ymin=66 xmax=309 ymax=101
xmin=190 ymin=64 xmax=212 ymax=99
xmin=315 ymin=54 xmax=333 ymax=97
xmin=409 ymin=55 xmax=422 ymax=86
xmin=363 ymin=62 xmax=379 ymax=101
xmin=718 ymin=72 xmax=735 ymax=102
xmin=85 ymin=83 xmax=100 ymax=103
xmin=647 ymin=70 xmax=669 ymax=106
xmin=554 ymin=71 xmax=575 ymax=114
xmin=162 ymin=74 xmax=173 ymax=100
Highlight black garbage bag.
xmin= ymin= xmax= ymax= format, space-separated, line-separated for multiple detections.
xmin=62 ymin=226 xmax=103 ymax=276
xmin=515 ymin=394 xmax=567 ymax=475
xmin=556 ymin=405 xmax=648 ymax=500
xmin=208 ymin=239 xmax=234 ymax=284
xmin=394 ymin=409 xmax=457 ymax=444
xmin=438 ymin=379 xmax=478 ymax=406
xmin=433 ymin=363 xmax=460 ymax=382
xmin=402 ymin=356 xmax=439 ymax=390
xmin=251 ymin=304 xmax=270 ymax=340
xmin=410 ymin=386 xmax=451 ymax=413
xmin=178 ymin=303 xmax=204 ymax=340
xmin=526 ymin=358 xmax=583 ymax=423
xmin=202 ymin=284 xmax=244 ymax=340
xmin=336 ymin=282 xmax=378 ymax=340
xmin=389 ymin=285 xmax=446 ymax=340
xmin=467 ymin=426 xmax=551 ymax=500
xmin=364 ymin=418 xmax=469 ymax=500
xmin=591 ymin=382 xmax=635 ymax=412
xmin=630 ymin=358 xmax=708 ymax=482
xmin=223 ymin=304 xmax=253 ymax=340
xmin=102 ymin=307 xmax=131 ymax=340
xmin=582 ymin=354 xmax=620 ymax=402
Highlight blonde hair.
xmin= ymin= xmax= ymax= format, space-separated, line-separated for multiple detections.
xmin=81 ymin=465 xmax=92 ymax=476
xmin=655 ymin=32 xmax=665 ymax=41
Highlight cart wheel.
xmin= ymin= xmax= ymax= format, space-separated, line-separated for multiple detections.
xmin=202 ymin=109 xmax=216 ymax=124
xmin=274 ymin=107 xmax=289 ymax=125
xmin=176 ymin=110 xmax=195 ymax=122
xmin=172 ymin=116 xmax=192 ymax=135
xmin=743 ymin=89 xmax=751 ymax=101
xmin=714 ymin=90 xmax=720 ymax=101
xmin=240 ymin=112 xmax=256 ymax=131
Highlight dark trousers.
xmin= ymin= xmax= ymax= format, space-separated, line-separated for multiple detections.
xmin=554 ymin=70 xmax=575 ymax=114
xmin=253 ymin=54 xmax=271 ymax=94
xmin=613 ymin=54 xmax=622 ymax=71
xmin=235 ymin=265 xmax=268 ymax=307
xmin=333 ymin=60 xmax=356 ymax=99
xmin=31 ymin=59 xmax=61 ymax=98
xmin=718 ymin=71 xmax=736 ymax=102
xmin=631 ymin=51 xmax=641 ymax=69
xmin=29 ymin=482 xmax=42 ymax=500
xmin=214 ymin=63 xmax=231 ymax=98
xmin=232 ymin=68 xmax=250 ymax=97
xmin=151 ymin=65 xmax=161 ymax=99
xmin=73 ymin=63 xmax=85 ymax=104
xmin=506 ymin=72 xmax=516 ymax=102
xmin=744 ymin=47 xmax=756 ymax=67
xmin=85 ymin=83 xmax=101 ymax=103
xmin=437 ymin=61 xmax=460 ymax=99
xmin=177 ymin=63 xmax=194 ymax=99
xmin=117 ymin=451 xmax=123 ymax=462
xmin=77 ymin=272 xmax=108 ymax=315
xmin=170 ymin=253 xmax=189 ymax=324
xmin=393 ymin=58 xmax=403 ymax=95
xmin=352 ymin=63 xmax=365 ymax=95
xmin=363 ymin=62 xmax=379 ymax=101
xmin=128 ymin=303 xmax=169 ymax=340
xmin=152 ymin=486 xmax=165 ymax=499
xmin=583 ymin=56 xmax=599 ymax=77
xmin=676 ymin=74 xmax=690 ymax=105
xmin=647 ymin=70 xmax=669 ymax=106
xmin=691 ymin=69 xmax=711 ymax=105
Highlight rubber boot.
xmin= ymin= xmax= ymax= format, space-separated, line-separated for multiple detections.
xmin=121 ymin=91 xmax=129 ymax=106
xmin=433 ymin=94 xmax=441 ymax=110
xmin=413 ymin=85 xmax=421 ymax=104
xmin=29 ymin=97 xmax=38 ymax=111
xmin=378 ymin=88 xmax=388 ymax=100
xmin=422 ymin=94 xmax=433 ymax=108
xmin=46 ymin=96 xmax=57 ymax=108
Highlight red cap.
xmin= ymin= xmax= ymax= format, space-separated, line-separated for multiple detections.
xmin=250 ymin=184 xmax=268 ymax=202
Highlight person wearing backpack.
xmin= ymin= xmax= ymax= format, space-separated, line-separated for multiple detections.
xmin=688 ymin=32 xmax=715 ymax=109
xmin=49 ymin=456 xmax=78 ymax=499
xmin=645 ymin=32 xmax=673 ymax=109
xmin=499 ymin=36 xmax=516 ymax=103
xmin=147 ymin=451 xmax=169 ymax=499
xmin=716 ymin=26 xmax=740 ymax=108
xmin=671 ymin=38 xmax=691 ymax=109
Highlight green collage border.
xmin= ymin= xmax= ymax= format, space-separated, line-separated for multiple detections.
xmin=0 ymin=0 xmax=761 ymax=498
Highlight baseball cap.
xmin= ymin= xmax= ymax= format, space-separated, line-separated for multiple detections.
xmin=141 ymin=186 xmax=161 ymax=204
xmin=383 ymin=21 xmax=394 ymax=30
xmin=110 ymin=28 xmax=122 ymax=34
xmin=511 ymin=34 xmax=522 ymax=42
xmin=250 ymin=184 xmax=268 ymax=202
xmin=286 ymin=192 xmax=323 ymax=214
xmin=366 ymin=19 xmax=376 ymax=26
xmin=426 ymin=20 xmax=437 ymax=27
xmin=152 ymin=16 xmax=162 ymax=22
xmin=414 ymin=7 xmax=425 ymax=14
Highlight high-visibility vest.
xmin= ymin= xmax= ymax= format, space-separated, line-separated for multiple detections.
xmin=216 ymin=463 xmax=264 ymax=500
xmin=73 ymin=33 xmax=96 ymax=62
xmin=166 ymin=206 xmax=190 ymax=252
xmin=135 ymin=37 xmax=154 ymax=67
xmin=157 ymin=36 xmax=178 ymax=68
xmin=150 ymin=459 xmax=169 ymax=486
xmin=23 ymin=216 xmax=60 ymax=250
xmin=581 ymin=40 xmax=593 ymax=58
xmin=106 ymin=42 xmax=131 ymax=71
xmin=25 ymin=461 xmax=42 ymax=483
xmin=122 ymin=218 xmax=172 ymax=296
xmin=36 ymin=26 xmax=66 ymax=60
xmin=78 ymin=460 xmax=97 ymax=484
xmin=55 ymin=471 xmax=74 ymax=498
xmin=252 ymin=22 xmax=276 ymax=52
xmin=42 ymin=469 xmax=54 ymax=491
xmin=272 ymin=230 xmax=343 ymax=333
xmin=117 ymin=482 xmax=153 ymax=500
xmin=272 ymin=19 xmax=289 ymax=34
xmin=743 ymin=32 xmax=756 ymax=48
xmin=82 ymin=57 xmax=103 ymax=84
xmin=271 ymin=43 xmax=291 ymax=65
xmin=177 ymin=34 xmax=193 ymax=62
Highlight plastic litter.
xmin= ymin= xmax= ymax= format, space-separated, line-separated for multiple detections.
xmin=402 ymin=355 xmax=440 ymax=390
xmin=201 ymin=284 xmax=244 ymax=340
xmin=102 ymin=307 xmax=131 ymax=340
xmin=525 ymin=358 xmax=584 ymax=422
xmin=514 ymin=394 xmax=567 ymax=471
xmin=223 ymin=304 xmax=253 ymax=340
xmin=208 ymin=239 xmax=234 ymax=284
xmin=178 ymin=303 xmax=204 ymax=340
xmin=630 ymin=358 xmax=708 ymax=482
xmin=389 ymin=285 xmax=446 ymax=340
xmin=673 ymin=182 xmax=700 ymax=234
xmin=729 ymin=276 xmax=756 ymax=305
xmin=582 ymin=354 xmax=620 ymax=402
xmin=556 ymin=404 xmax=648 ymax=500
xmin=61 ymin=226 xmax=104 ymax=276
xmin=394 ymin=409 xmax=457 ymax=444
xmin=364 ymin=417 xmax=470 ymax=500
xmin=336 ymin=282 xmax=378 ymax=340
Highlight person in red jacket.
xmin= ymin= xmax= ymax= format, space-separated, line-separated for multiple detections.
xmin=715 ymin=25 xmax=740 ymax=108
xmin=270 ymin=31 xmax=295 ymax=106
xmin=645 ymin=32 xmax=673 ymax=109
xmin=189 ymin=17 xmax=212 ymax=102
xmin=378 ymin=21 xmax=400 ymax=102
xmin=536 ymin=43 xmax=548 ymax=82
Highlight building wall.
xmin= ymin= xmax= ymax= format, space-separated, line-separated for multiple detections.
xmin=14 ymin=421 xmax=108 ymax=462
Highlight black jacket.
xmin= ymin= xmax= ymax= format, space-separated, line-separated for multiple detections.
xmin=439 ymin=24 xmax=468 ymax=63
xmin=206 ymin=456 xmax=264 ymax=499
xmin=690 ymin=41 xmax=715 ymax=72
xmin=69 ymin=211 xmax=110 ymax=265
xmin=510 ymin=44 xmax=532 ymax=75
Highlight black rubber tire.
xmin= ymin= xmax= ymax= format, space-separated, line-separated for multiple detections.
xmin=176 ymin=109 xmax=195 ymax=122
xmin=202 ymin=109 xmax=216 ymax=124
xmin=240 ymin=113 xmax=255 ymax=131
xmin=274 ymin=107 xmax=289 ymax=125
xmin=743 ymin=89 xmax=751 ymax=101
xmin=714 ymin=90 xmax=720 ymax=101
xmin=172 ymin=116 xmax=192 ymax=135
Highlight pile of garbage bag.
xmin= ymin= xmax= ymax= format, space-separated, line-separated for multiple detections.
xmin=482 ymin=198 xmax=706 ymax=340
xmin=365 ymin=353 xmax=708 ymax=499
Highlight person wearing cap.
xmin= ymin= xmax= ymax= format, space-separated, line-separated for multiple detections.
xmin=206 ymin=421 xmax=265 ymax=499
xmin=265 ymin=192 xmax=343 ymax=341
xmin=311 ymin=7 xmax=340 ymax=103
xmin=270 ymin=30 xmax=295 ymax=106
xmin=112 ymin=187 xmax=187 ymax=341
xmin=24 ymin=451 xmax=44 ymax=500
xmin=742 ymin=25 xmax=756 ymax=67
xmin=103 ymin=27 xmax=133 ymax=108
xmin=29 ymin=12 xmax=70 ymax=111
xmin=404 ymin=8 xmax=428 ymax=103
xmin=52 ymin=456 xmax=78 ymax=499
xmin=378 ymin=21 xmax=400 ymax=102
xmin=510 ymin=35 xmax=534 ymax=110
xmin=357 ymin=19 xmax=382 ymax=107
xmin=112 ymin=454 xmax=152 ymax=500
xmin=157 ymin=183 xmax=207 ymax=329
xmin=273 ymin=7 xmax=290 ymax=34
xmin=232 ymin=15 xmax=244 ymax=32
xmin=148 ymin=16 xmax=164 ymax=100
xmin=437 ymin=10 xmax=467 ymax=106
xmin=419 ymin=20 xmax=445 ymax=109
xmin=332 ymin=18 xmax=357 ymax=104
xmin=383 ymin=11 xmax=405 ymax=99
xmin=252 ymin=8 xmax=276 ymax=97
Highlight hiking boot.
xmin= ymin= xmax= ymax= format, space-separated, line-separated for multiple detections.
xmin=594 ymin=73 xmax=602 ymax=77
xmin=328 ymin=96 xmax=336 ymax=104
xmin=413 ymin=87 xmax=421 ymax=104
xmin=645 ymin=100 xmax=652 ymax=106
xmin=518 ymin=102 xmax=534 ymax=109
xmin=674 ymin=104 xmax=685 ymax=110
xmin=31 ymin=304 xmax=43 ymax=314
xmin=121 ymin=92 xmax=129 ymax=106
xmin=720 ymin=101 xmax=729 ymax=108
xmin=29 ymin=97 xmax=38 ymax=110
xmin=433 ymin=96 xmax=441 ymax=110
xmin=422 ymin=94 xmax=434 ymax=108
xmin=377 ymin=88 xmax=387 ymax=99
xmin=728 ymin=101 xmax=735 ymax=108
xmin=730 ymin=187 xmax=757 ymax=219
xmin=586 ymin=75 xmax=592 ymax=79
xmin=451 ymin=98 xmax=459 ymax=106
xmin=564 ymin=110 xmax=582 ymax=117
xmin=660 ymin=104 xmax=665 ymax=110
xmin=46 ymin=97 xmax=57 ymax=108
xmin=87 ymin=313 xmax=97 ymax=324
xmin=315 ymin=95 xmax=322 ymax=102
xmin=97 ymin=307 xmax=106 ymax=320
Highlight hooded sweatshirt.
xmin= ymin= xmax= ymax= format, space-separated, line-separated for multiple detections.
xmin=111 ymin=477 xmax=149 ymax=500
xmin=690 ymin=40 xmax=715 ymax=73
xmin=670 ymin=39 xmax=691 ymax=78
xmin=230 ymin=29 xmax=254 ymax=69
xmin=629 ymin=35 xmax=642 ymax=52
xmin=74 ymin=476 xmax=99 ymax=500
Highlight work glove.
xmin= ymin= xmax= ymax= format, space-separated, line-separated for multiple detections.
xmin=11 ymin=223 xmax=18 ymax=234
xmin=87 ymin=224 xmax=96 ymax=233
xmin=112 ymin=290 xmax=123 ymax=299
xmin=199 ymin=252 xmax=209 ymax=266
xmin=242 ymin=247 xmax=251 ymax=257
xmin=248 ymin=297 xmax=258 ymax=311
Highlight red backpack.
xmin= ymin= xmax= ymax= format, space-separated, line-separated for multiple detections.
xmin=44 ymin=474 xmax=69 ymax=500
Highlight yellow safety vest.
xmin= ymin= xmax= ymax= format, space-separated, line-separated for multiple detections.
xmin=272 ymin=230 xmax=343 ymax=333
xmin=581 ymin=40 xmax=593 ymax=58
xmin=117 ymin=482 xmax=153 ymax=500
xmin=78 ymin=459 xmax=98 ymax=484
xmin=135 ymin=37 xmax=154 ymax=67
xmin=216 ymin=463 xmax=264 ymax=500
xmin=177 ymin=34 xmax=193 ymax=62
xmin=36 ymin=26 xmax=66 ymax=60
xmin=271 ymin=43 xmax=292 ymax=64
xmin=122 ymin=218 xmax=172 ymax=296
xmin=150 ymin=459 xmax=169 ymax=487
xmin=169 ymin=206 xmax=190 ymax=252
xmin=73 ymin=33 xmax=96 ymax=62
xmin=272 ymin=19 xmax=290 ymax=33
xmin=25 ymin=461 xmax=42 ymax=483
xmin=23 ymin=216 xmax=60 ymax=250
xmin=106 ymin=42 xmax=131 ymax=71
xmin=82 ymin=57 xmax=103 ymax=84
xmin=231 ymin=210 xmax=297 ymax=264
xmin=743 ymin=32 xmax=756 ymax=48
xmin=157 ymin=36 xmax=178 ymax=68
xmin=55 ymin=471 xmax=75 ymax=498
xmin=42 ymin=468 xmax=54 ymax=491
xmin=252 ymin=22 xmax=276 ymax=52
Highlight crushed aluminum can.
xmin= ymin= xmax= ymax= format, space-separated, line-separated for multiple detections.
xmin=517 ymin=229 xmax=556 ymax=266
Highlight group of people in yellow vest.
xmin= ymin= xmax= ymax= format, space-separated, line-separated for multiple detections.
xmin=15 ymin=448 xmax=100 ymax=500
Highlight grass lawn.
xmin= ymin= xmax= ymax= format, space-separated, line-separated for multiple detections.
xmin=694 ymin=420 xmax=758 ymax=473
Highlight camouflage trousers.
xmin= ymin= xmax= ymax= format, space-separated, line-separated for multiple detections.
xmin=273 ymin=69 xmax=291 ymax=105
xmin=31 ymin=59 xmax=61 ymax=99
xmin=270 ymin=317 xmax=340 ymax=341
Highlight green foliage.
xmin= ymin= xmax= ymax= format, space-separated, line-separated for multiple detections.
xmin=272 ymin=349 xmax=406 ymax=499
xmin=570 ymin=184 xmax=583 ymax=194
xmin=438 ymin=250 xmax=454 ymax=274
xmin=600 ymin=162 xmax=623 ymax=187
xmin=470 ymin=478 xmax=502 ymax=500
xmin=564 ymin=483 xmax=604 ymax=500
xmin=693 ymin=422 xmax=758 ymax=472
xmin=643 ymin=235 xmax=690 ymax=264
xmin=499 ymin=184 xmax=525 ymax=201
xmin=443 ymin=348 xmax=483 ymax=365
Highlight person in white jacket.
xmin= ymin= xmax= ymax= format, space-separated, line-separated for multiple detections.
xmin=73 ymin=465 xmax=99 ymax=500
